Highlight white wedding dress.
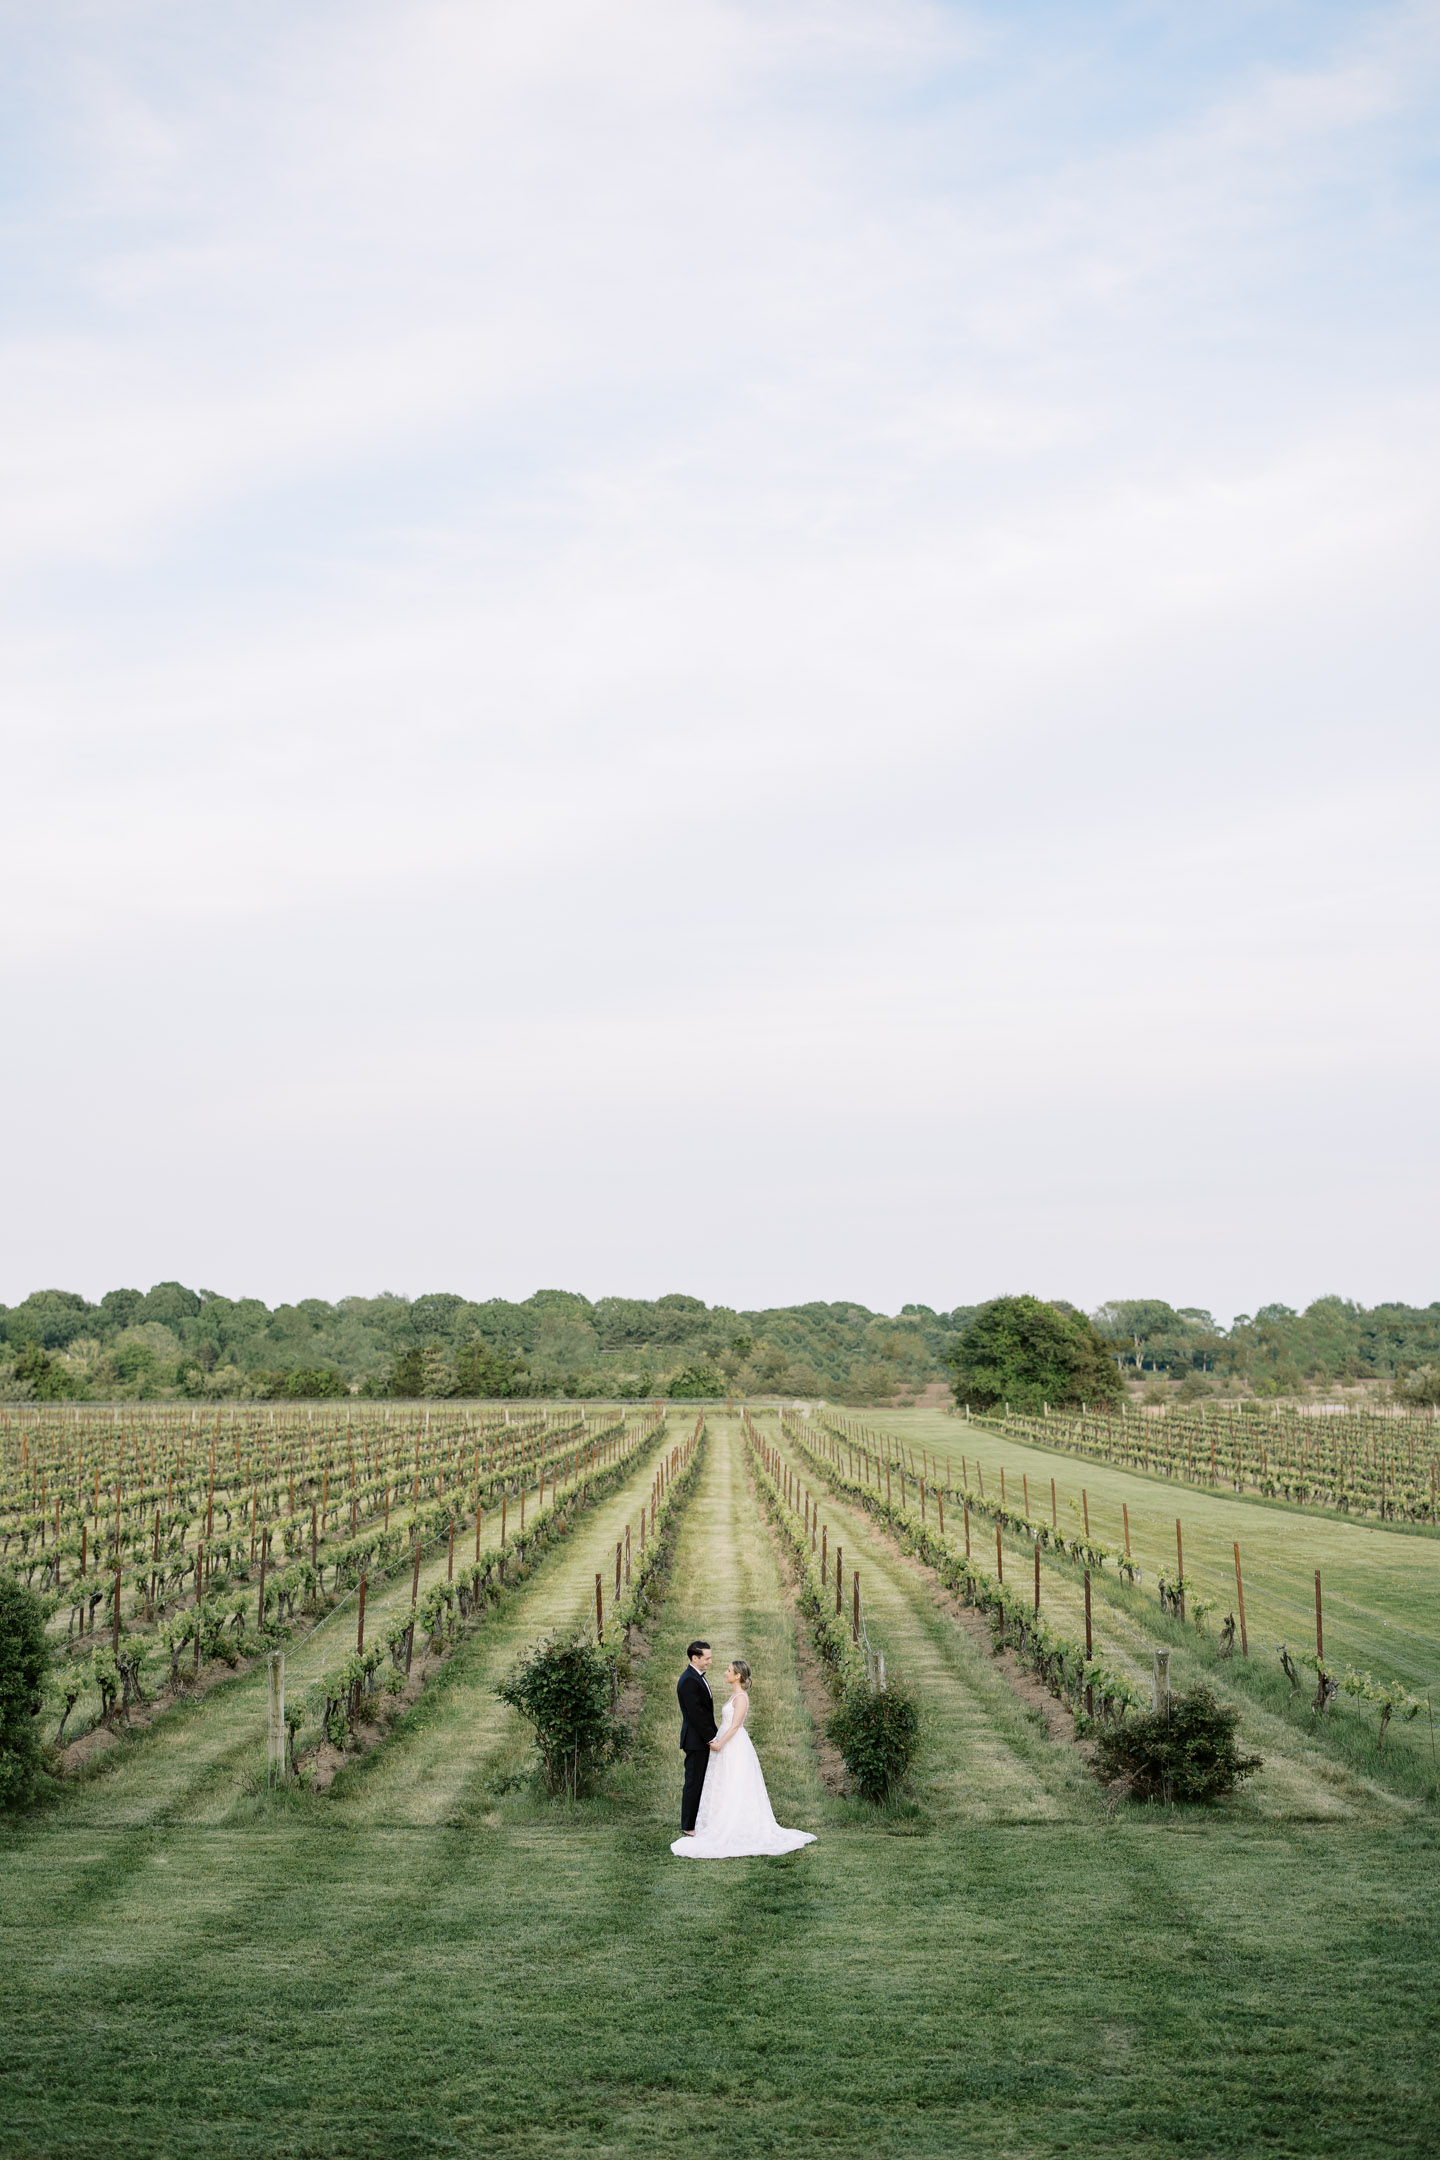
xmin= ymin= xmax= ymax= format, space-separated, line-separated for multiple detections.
xmin=670 ymin=1698 xmax=817 ymax=1859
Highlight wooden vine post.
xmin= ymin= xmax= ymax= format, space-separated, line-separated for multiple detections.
xmin=267 ymin=1652 xmax=286 ymax=1787
xmin=595 ymin=1572 xmax=604 ymax=1642
xmin=852 ymin=1570 xmax=860 ymax=1644
xmin=356 ymin=1569 xmax=367 ymax=1651
xmin=1152 ymin=1647 xmax=1171 ymax=1715
xmin=1175 ymin=1519 xmax=1186 ymax=1621
xmin=995 ymin=1523 xmax=1003 ymax=1584
xmin=1315 ymin=1570 xmax=1324 ymax=1661
xmin=1233 ymin=1541 xmax=1248 ymax=1656
xmin=1084 ymin=1568 xmax=1093 ymax=1717
xmin=1033 ymin=1537 xmax=1040 ymax=1616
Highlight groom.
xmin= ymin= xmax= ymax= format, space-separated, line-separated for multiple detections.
xmin=676 ymin=1640 xmax=717 ymax=1835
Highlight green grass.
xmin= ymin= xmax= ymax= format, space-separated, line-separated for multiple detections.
xmin=2 ymin=1418 xmax=1438 ymax=2159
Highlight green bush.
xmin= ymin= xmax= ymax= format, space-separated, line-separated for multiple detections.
xmin=1092 ymin=1685 xmax=1262 ymax=1804
xmin=0 ymin=1570 xmax=51 ymax=1809
xmin=826 ymin=1678 xmax=919 ymax=1802
xmin=668 ymin=1365 xmax=724 ymax=1399
xmin=496 ymin=1629 xmax=628 ymax=1797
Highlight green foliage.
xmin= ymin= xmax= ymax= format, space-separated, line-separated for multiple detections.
xmin=0 ymin=1569 xmax=51 ymax=1808
xmin=280 ymin=1365 xmax=345 ymax=1399
xmin=668 ymin=1364 xmax=725 ymax=1399
xmin=946 ymin=1295 xmax=1123 ymax=1413
xmin=13 ymin=1343 xmax=83 ymax=1400
xmin=497 ymin=1628 xmax=628 ymax=1797
xmin=6 ymin=1274 xmax=1437 ymax=1403
xmin=826 ymin=1678 xmax=919 ymax=1802
xmin=455 ymin=1340 xmax=533 ymax=1397
xmin=1395 ymin=1362 xmax=1440 ymax=1407
xmin=1092 ymin=1685 xmax=1262 ymax=1804
xmin=386 ymin=1345 xmax=425 ymax=1399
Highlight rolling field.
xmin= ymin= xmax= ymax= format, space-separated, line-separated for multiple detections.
xmin=2 ymin=1414 xmax=1438 ymax=2159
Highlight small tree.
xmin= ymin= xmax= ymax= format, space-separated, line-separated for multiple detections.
xmin=945 ymin=1294 xmax=1123 ymax=1412
xmin=1092 ymin=1685 xmax=1262 ymax=1804
xmin=0 ymin=1570 xmax=51 ymax=1808
xmin=497 ymin=1629 xmax=628 ymax=1798
xmin=826 ymin=1678 xmax=919 ymax=1802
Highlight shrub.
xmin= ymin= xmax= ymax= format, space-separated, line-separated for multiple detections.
xmin=668 ymin=1365 xmax=725 ymax=1399
xmin=496 ymin=1629 xmax=628 ymax=1797
xmin=0 ymin=1570 xmax=51 ymax=1809
xmin=1092 ymin=1685 xmax=1262 ymax=1804
xmin=826 ymin=1678 xmax=919 ymax=1802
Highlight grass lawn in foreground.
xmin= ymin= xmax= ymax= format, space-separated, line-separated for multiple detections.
xmin=1 ymin=1419 xmax=1436 ymax=2160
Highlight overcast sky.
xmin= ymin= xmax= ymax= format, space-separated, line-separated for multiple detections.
xmin=4 ymin=0 xmax=1438 ymax=1325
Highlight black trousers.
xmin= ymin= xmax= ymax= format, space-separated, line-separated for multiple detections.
xmin=681 ymin=1745 xmax=710 ymax=1831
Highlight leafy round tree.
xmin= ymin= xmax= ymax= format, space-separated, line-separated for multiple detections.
xmin=945 ymin=1294 xmax=1123 ymax=1412
xmin=0 ymin=1571 xmax=51 ymax=1810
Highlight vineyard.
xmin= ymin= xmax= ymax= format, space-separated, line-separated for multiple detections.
xmin=812 ymin=1403 xmax=1440 ymax=1796
xmin=1 ymin=1406 xmax=1438 ymax=2158
xmin=987 ymin=1396 xmax=1440 ymax=1521
xmin=0 ymin=1399 xmax=668 ymax=1772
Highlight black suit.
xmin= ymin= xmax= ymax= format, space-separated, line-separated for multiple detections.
xmin=677 ymin=1664 xmax=717 ymax=1832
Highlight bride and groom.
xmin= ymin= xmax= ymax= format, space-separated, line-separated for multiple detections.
xmin=670 ymin=1640 xmax=816 ymax=1859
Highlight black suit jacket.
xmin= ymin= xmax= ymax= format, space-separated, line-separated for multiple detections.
xmin=678 ymin=1665 xmax=717 ymax=1753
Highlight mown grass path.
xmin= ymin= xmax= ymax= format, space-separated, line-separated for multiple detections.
xmin=759 ymin=1416 xmax=1094 ymax=1824
xmin=330 ymin=1430 xmax=678 ymax=1826
xmin=2 ymin=1417 xmax=1439 ymax=2159
xmin=623 ymin=1412 xmax=824 ymax=1831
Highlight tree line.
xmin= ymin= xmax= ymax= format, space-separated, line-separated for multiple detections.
xmin=0 ymin=1283 xmax=1435 ymax=1405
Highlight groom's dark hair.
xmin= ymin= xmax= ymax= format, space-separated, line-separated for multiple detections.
xmin=686 ymin=1641 xmax=710 ymax=1660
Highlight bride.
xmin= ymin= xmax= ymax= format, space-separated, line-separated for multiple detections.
xmin=670 ymin=1659 xmax=817 ymax=1859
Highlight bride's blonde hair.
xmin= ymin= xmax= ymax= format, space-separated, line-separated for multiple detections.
xmin=728 ymin=1658 xmax=752 ymax=1686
